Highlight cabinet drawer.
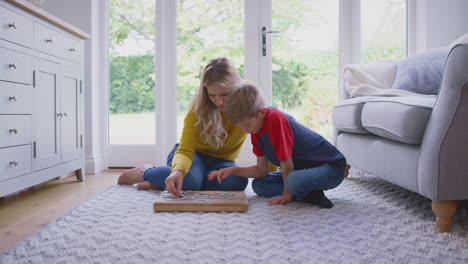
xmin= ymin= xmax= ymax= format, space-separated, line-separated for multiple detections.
xmin=0 ymin=115 xmax=32 ymax=148
xmin=0 ymin=5 xmax=33 ymax=48
xmin=34 ymin=22 xmax=81 ymax=63
xmin=0 ymin=144 xmax=32 ymax=182
xmin=0 ymin=82 xmax=33 ymax=114
xmin=61 ymin=36 xmax=81 ymax=63
xmin=34 ymin=22 xmax=61 ymax=58
xmin=0 ymin=47 xmax=33 ymax=84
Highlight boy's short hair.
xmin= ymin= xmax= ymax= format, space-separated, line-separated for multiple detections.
xmin=227 ymin=82 xmax=265 ymax=124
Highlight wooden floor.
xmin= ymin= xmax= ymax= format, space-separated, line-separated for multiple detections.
xmin=0 ymin=169 xmax=124 ymax=254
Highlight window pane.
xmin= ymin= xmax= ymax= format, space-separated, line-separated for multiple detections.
xmin=272 ymin=0 xmax=339 ymax=141
xmin=109 ymin=0 xmax=155 ymax=144
xmin=177 ymin=0 xmax=244 ymax=138
xmin=361 ymin=0 xmax=407 ymax=63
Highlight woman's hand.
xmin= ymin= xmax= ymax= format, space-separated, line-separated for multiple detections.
xmin=165 ymin=170 xmax=184 ymax=196
xmin=208 ymin=167 xmax=235 ymax=184
xmin=268 ymin=192 xmax=294 ymax=206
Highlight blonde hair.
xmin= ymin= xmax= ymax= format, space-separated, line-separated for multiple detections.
xmin=192 ymin=57 xmax=242 ymax=149
xmin=226 ymin=82 xmax=265 ymax=124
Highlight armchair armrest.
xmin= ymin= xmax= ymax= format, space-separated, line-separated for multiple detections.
xmin=418 ymin=42 xmax=468 ymax=201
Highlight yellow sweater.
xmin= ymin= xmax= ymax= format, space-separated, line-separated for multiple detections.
xmin=172 ymin=110 xmax=247 ymax=176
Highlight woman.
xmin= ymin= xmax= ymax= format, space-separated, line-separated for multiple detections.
xmin=118 ymin=57 xmax=248 ymax=195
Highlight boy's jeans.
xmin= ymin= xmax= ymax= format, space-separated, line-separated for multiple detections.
xmin=252 ymin=163 xmax=344 ymax=201
xmin=143 ymin=144 xmax=248 ymax=191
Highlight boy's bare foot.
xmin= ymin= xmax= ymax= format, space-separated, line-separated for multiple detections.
xmin=136 ymin=181 xmax=160 ymax=190
xmin=117 ymin=163 xmax=153 ymax=185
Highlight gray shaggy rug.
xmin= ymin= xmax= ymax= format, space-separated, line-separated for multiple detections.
xmin=1 ymin=174 xmax=467 ymax=264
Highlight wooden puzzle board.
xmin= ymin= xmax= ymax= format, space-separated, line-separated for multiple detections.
xmin=153 ymin=191 xmax=248 ymax=212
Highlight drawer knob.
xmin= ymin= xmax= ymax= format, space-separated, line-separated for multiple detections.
xmin=70 ymin=48 xmax=76 ymax=52
xmin=57 ymin=112 xmax=63 ymax=117
xmin=8 ymin=63 xmax=16 ymax=69
xmin=63 ymin=112 xmax=68 ymax=117
xmin=9 ymin=95 xmax=17 ymax=101
xmin=9 ymin=160 xmax=19 ymax=166
xmin=9 ymin=128 xmax=18 ymax=134
xmin=8 ymin=22 xmax=16 ymax=29
xmin=46 ymin=38 xmax=53 ymax=43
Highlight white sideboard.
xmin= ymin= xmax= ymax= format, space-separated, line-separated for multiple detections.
xmin=0 ymin=0 xmax=89 ymax=197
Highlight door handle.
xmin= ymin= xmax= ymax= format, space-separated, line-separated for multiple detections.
xmin=262 ymin=27 xmax=280 ymax=56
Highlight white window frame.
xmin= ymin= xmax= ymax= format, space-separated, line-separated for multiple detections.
xmin=155 ymin=0 xmax=178 ymax=162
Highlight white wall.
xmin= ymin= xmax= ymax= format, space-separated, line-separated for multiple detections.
xmin=41 ymin=0 xmax=107 ymax=174
xmin=414 ymin=0 xmax=468 ymax=52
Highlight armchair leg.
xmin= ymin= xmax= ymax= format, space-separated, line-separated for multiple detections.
xmin=344 ymin=164 xmax=350 ymax=178
xmin=432 ymin=200 xmax=457 ymax=233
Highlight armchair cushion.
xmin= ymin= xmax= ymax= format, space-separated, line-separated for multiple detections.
xmin=361 ymin=97 xmax=436 ymax=145
xmin=332 ymin=96 xmax=378 ymax=134
xmin=392 ymin=47 xmax=450 ymax=95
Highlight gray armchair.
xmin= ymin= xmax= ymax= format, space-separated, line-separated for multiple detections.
xmin=332 ymin=43 xmax=468 ymax=232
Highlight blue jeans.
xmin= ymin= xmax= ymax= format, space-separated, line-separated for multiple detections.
xmin=252 ymin=163 xmax=344 ymax=201
xmin=143 ymin=144 xmax=248 ymax=191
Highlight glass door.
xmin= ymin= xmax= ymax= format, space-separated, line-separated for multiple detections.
xmin=259 ymin=0 xmax=406 ymax=142
xmin=108 ymin=0 xmax=157 ymax=166
xmin=259 ymin=0 xmax=339 ymax=141
xmin=176 ymin=0 xmax=245 ymax=138
xmin=107 ymin=0 xmax=245 ymax=167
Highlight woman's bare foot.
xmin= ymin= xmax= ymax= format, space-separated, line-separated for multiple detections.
xmin=136 ymin=181 xmax=160 ymax=190
xmin=117 ymin=163 xmax=153 ymax=185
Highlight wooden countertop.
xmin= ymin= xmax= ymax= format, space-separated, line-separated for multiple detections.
xmin=5 ymin=0 xmax=90 ymax=39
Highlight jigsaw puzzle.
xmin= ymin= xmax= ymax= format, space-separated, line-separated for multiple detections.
xmin=153 ymin=191 xmax=248 ymax=212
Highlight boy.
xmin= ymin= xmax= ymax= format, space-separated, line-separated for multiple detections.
xmin=208 ymin=82 xmax=346 ymax=208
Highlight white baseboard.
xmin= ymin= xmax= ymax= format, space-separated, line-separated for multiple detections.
xmin=85 ymin=154 xmax=105 ymax=174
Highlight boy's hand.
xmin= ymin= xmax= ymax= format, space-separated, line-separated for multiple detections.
xmin=208 ymin=167 xmax=235 ymax=184
xmin=268 ymin=192 xmax=294 ymax=206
